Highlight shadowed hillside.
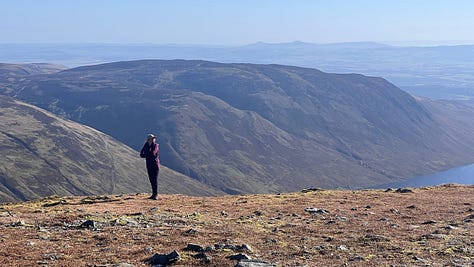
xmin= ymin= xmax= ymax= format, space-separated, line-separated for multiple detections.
xmin=1 ymin=60 xmax=474 ymax=195
xmin=0 ymin=95 xmax=222 ymax=202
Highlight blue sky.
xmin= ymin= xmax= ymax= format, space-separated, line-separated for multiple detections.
xmin=1 ymin=0 xmax=474 ymax=45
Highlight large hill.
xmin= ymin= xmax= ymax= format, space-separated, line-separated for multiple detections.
xmin=1 ymin=60 xmax=474 ymax=195
xmin=0 ymin=95 xmax=221 ymax=202
xmin=2 ymin=42 xmax=474 ymax=100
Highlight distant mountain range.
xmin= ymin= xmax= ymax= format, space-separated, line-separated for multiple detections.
xmin=0 ymin=95 xmax=221 ymax=202
xmin=1 ymin=60 xmax=473 ymax=197
xmin=1 ymin=42 xmax=474 ymax=100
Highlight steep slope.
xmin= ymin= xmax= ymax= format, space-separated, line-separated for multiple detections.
xmin=0 ymin=95 xmax=222 ymax=202
xmin=1 ymin=60 xmax=474 ymax=194
xmin=0 ymin=63 xmax=66 ymax=77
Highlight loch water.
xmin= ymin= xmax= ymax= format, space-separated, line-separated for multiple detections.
xmin=374 ymin=163 xmax=474 ymax=188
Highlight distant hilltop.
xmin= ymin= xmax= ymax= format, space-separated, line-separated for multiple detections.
xmin=2 ymin=42 xmax=474 ymax=100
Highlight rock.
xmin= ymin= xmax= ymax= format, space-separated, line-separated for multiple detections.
xmin=384 ymin=188 xmax=393 ymax=192
xmin=304 ymin=207 xmax=329 ymax=214
xmin=42 ymin=199 xmax=67 ymax=207
xmin=214 ymin=243 xmax=225 ymax=250
xmin=227 ymin=253 xmax=251 ymax=261
xmin=183 ymin=228 xmax=198 ymax=235
xmin=184 ymin=243 xmax=204 ymax=252
xmin=192 ymin=252 xmax=211 ymax=262
xmin=422 ymin=220 xmax=437 ymax=224
xmin=221 ymin=211 xmax=229 ymax=217
xmin=100 ymin=264 xmax=135 ymax=267
xmin=224 ymin=244 xmax=237 ymax=250
xmin=444 ymin=225 xmax=458 ymax=230
xmin=254 ymin=211 xmax=263 ymax=216
xmin=236 ymin=244 xmax=253 ymax=252
xmin=407 ymin=205 xmax=417 ymax=209
xmin=363 ymin=234 xmax=390 ymax=242
xmin=412 ymin=256 xmax=424 ymax=262
xmin=337 ymin=245 xmax=348 ymax=251
xmin=147 ymin=250 xmax=180 ymax=265
xmin=465 ymin=214 xmax=474 ymax=220
xmin=80 ymin=220 xmax=96 ymax=228
xmin=349 ymin=255 xmax=365 ymax=261
xmin=301 ymin=187 xmax=324 ymax=193
xmin=9 ymin=220 xmax=27 ymax=227
xmin=396 ymin=188 xmax=414 ymax=193
xmin=42 ymin=253 xmax=63 ymax=260
xmin=235 ymin=259 xmax=276 ymax=267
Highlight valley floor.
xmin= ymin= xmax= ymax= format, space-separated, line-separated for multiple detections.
xmin=0 ymin=185 xmax=473 ymax=266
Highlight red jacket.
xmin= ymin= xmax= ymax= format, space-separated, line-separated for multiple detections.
xmin=140 ymin=142 xmax=160 ymax=169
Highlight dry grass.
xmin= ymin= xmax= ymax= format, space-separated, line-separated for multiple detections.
xmin=0 ymin=184 xmax=473 ymax=266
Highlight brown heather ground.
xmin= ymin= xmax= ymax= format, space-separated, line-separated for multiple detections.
xmin=0 ymin=184 xmax=473 ymax=267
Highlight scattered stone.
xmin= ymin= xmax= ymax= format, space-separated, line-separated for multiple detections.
xmin=224 ymin=244 xmax=237 ymax=250
xmin=336 ymin=216 xmax=348 ymax=222
xmin=422 ymin=220 xmax=437 ymax=224
xmin=444 ymin=225 xmax=458 ymax=230
xmin=42 ymin=199 xmax=67 ymax=207
xmin=264 ymin=239 xmax=278 ymax=244
xmin=389 ymin=208 xmax=400 ymax=214
xmin=254 ymin=211 xmax=263 ymax=216
xmin=305 ymin=207 xmax=329 ymax=214
xmin=183 ymin=228 xmax=198 ymax=235
xmin=363 ymin=234 xmax=390 ymax=242
xmin=412 ymin=256 xmax=424 ymax=262
xmin=396 ymin=188 xmax=414 ymax=193
xmin=348 ymin=255 xmax=365 ymax=261
xmin=192 ymin=252 xmax=211 ymax=263
xmin=80 ymin=220 xmax=96 ymax=229
xmin=221 ymin=211 xmax=229 ymax=217
xmin=235 ymin=259 xmax=277 ymax=267
xmin=9 ymin=220 xmax=27 ymax=227
xmin=301 ymin=187 xmax=324 ymax=193
xmin=97 ymin=264 xmax=135 ymax=267
xmin=236 ymin=244 xmax=253 ymax=252
xmin=144 ymin=246 xmax=154 ymax=253
xmin=42 ymin=253 xmax=63 ymax=260
xmin=365 ymin=205 xmax=371 ymax=209
xmin=337 ymin=245 xmax=348 ymax=251
xmin=184 ymin=243 xmax=204 ymax=252
xmin=227 ymin=253 xmax=251 ymax=261
xmin=465 ymin=214 xmax=474 ymax=220
xmin=407 ymin=205 xmax=417 ymax=209
xmin=146 ymin=250 xmax=180 ymax=265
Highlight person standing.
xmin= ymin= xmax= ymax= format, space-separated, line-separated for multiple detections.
xmin=140 ymin=134 xmax=160 ymax=200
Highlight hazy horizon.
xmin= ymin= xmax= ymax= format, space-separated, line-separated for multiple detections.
xmin=2 ymin=1 xmax=474 ymax=46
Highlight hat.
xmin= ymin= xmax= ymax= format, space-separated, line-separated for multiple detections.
xmin=147 ymin=134 xmax=156 ymax=139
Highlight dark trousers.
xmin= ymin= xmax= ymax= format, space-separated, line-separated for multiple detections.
xmin=147 ymin=167 xmax=159 ymax=196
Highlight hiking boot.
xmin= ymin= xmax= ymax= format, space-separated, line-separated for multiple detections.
xmin=148 ymin=195 xmax=158 ymax=200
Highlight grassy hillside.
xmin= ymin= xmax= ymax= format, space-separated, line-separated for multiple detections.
xmin=1 ymin=60 xmax=474 ymax=195
xmin=0 ymin=95 xmax=222 ymax=202
xmin=0 ymin=184 xmax=472 ymax=266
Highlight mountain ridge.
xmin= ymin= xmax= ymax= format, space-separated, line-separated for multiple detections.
xmin=1 ymin=60 xmax=474 ymax=195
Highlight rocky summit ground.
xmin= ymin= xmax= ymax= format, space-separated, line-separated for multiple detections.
xmin=0 ymin=184 xmax=473 ymax=266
